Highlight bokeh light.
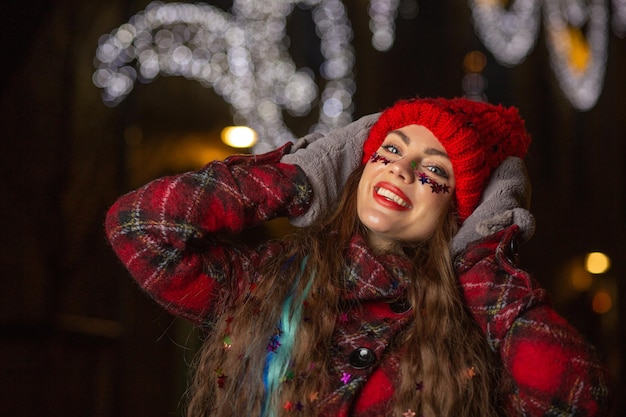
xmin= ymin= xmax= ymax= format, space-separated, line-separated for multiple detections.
xmin=93 ymin=0 xmax=356 ymax=153
xmin=585 ymin=252 xmax=611 ymax=275
xmin=592 ymin=290 xmax=613 ymax=314
xmin=468 ymin=0 xmax=611 ymax=110
xmin=221 ymin=126 xmax=258 ymax=148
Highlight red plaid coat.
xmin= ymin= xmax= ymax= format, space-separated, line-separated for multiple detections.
xmin=105 ymin=145 xmax=609 ymax=416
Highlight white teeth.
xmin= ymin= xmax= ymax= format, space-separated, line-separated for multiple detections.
xmin=376 ymin=187 xmax=411 ymax=208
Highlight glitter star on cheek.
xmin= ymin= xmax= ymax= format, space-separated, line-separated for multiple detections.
xmin=370 ymin=152 xmax=392 ymax=165
xmin=429 ymin=181 xmax=450 ymax=194
xmin=418 ymin=172 xmax=430 ymax=184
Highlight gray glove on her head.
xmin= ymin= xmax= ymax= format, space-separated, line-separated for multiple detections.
xmin=281 ymin=113 xmax=380 ymax=226
xmin=449 ymin=157 xmax=535 ymax=260
xmin=282 ymin=117 xmax=535 ymax=256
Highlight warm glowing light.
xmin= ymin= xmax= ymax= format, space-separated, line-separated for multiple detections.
xmin=570 ymin=267 xmax=593 ymax=292
xmin=585 ymin=252 xmax=611 ymax=274
xmin=567 ymin=26 xmax=591 ymax=73
xmin=221 ymin=126 xmax=258 ymax=148
xmin=463 ymin=50 xmax=487 ymax=73
xmin=467 ymin=0 xmax=618 ymax=110
xmin=94 ymin=0 xmax=356 ymax=153
xmin=591 ymin=290 xmax=612 ymax=314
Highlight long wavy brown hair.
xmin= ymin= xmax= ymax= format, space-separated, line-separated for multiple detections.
xmin=185 ymin=165 xmax=507 ymax=417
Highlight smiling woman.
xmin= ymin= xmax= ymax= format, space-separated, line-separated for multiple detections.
xmin=357 ymin=124 xmax=455 ymax=250
xmin=105 ymin=96 xmax=610 ymax=417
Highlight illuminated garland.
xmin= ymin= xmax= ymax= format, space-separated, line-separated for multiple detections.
xmin=93 ymin=0 xmax=355 ymax=152
xmin=371 ymin=0 xmax=626 ymax=110
xmin=369 ymin=0 xmax=401 ymax=51
xmin=469 ymin=0 xmax=541 ymax=66
xmin=94 ymin=0 xmax=626 ymax=150
xmin=469 ymin=0 xmax=621 ymax=111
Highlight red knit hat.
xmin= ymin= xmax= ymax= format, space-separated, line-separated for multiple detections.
xmin=362 ymin=97 xmax=531 ymax=222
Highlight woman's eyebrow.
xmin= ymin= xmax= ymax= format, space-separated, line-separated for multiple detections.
xmin=389 ymin=129 xmax=411 ymax=145
xmin=424 ymin=147 xmax=449 ymax=159
xmin=389 ymin=130 xmax=449 ymax=159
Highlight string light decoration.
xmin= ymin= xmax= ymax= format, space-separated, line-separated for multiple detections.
xmin=93 ymin=0 xmax=355 ymax=152
xmin=367 ymin=0 xmax=623 ymax=111
xmin=612 ymin=0 xmax=626 ymax=36
xmin=368 ymin=0 xmax=401 ymax=51
xmin=94 ymin=0 xmax=625 ymax=144
xmin=468 ymin=0 xmax=620 ymax=111
xmin=543 ymin=0 xmax=608 ymax=110
xmin=469 ymin=0 xmax=541 ymax=66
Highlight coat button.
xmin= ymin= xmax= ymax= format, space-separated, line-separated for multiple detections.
xmin=507 ymin=237 xmax=519 ymax=265
xmin=349 ymin=347 xmax=376 ymax=369
xmin=388 ymin=298 xmax=412 ymax=314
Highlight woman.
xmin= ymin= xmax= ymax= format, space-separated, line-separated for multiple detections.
xmin=105 ymin=97 xmax=609 ymax=416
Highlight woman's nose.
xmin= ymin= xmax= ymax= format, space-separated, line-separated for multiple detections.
xmin=390 ymin=159 xmax=415 ymax=183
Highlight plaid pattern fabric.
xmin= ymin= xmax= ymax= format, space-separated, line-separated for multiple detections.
xmin=106 ymin=145 xmax=609 ymax=416
xmin=318 ymin=233 xmax=415 ymax=416
xmin=456 ymin=226 xmax=610 ymax=416
xmin=105 ymin=144 xmax=311 ymax=322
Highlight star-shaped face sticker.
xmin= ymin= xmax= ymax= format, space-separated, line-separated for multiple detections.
xmin=370 ymin=152 xmax=392 ymax=165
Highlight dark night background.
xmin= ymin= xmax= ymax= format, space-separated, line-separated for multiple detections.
xmin=1 ymin=0 xmax=624 ymax=415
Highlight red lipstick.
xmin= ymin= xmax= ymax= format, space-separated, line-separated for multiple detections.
xmin=372 ymin=181 xmax=413 ymax=210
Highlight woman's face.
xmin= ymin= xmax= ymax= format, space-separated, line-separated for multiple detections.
xmin=357 ymin=124 xmax=455 ymax=251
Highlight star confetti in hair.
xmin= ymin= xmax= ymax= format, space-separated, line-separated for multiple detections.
xmin=340 ymin=372 xmax=352 ymax=384
xmin=281 ymin=369 xmax=295 ymax=383
xmin=223 ymin=335 xmax=232 ymax=349
xmin=267 ymin=335 xmax=281 ymax=352
xmin=215 ymin=368 xmax=227 ymax=389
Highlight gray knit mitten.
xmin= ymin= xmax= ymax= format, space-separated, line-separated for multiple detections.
xmin=449 ymin=157 xmax=535 ymax=260
xmin=281 ymin=113 xmax=380 ymax=226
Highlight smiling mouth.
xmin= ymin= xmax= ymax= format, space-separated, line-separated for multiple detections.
xmin=374 ymin=186 xmax=413 ymax=208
